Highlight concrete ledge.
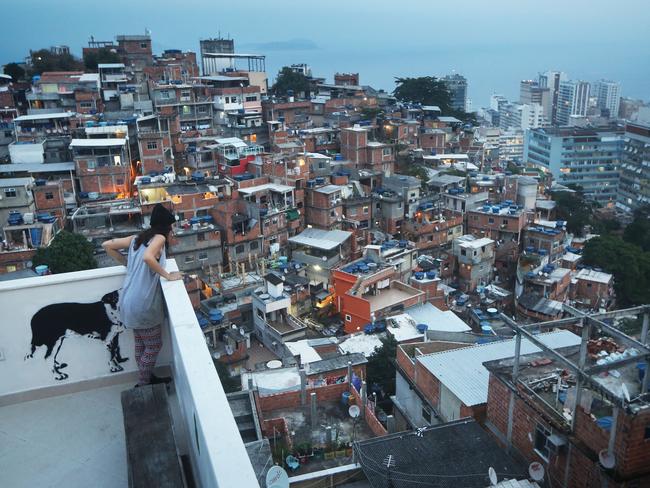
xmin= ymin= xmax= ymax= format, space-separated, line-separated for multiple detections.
xmin=0 ymin=365 xmax=172 ymax=407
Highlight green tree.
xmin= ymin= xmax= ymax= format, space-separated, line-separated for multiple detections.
xmin=271 ymin=67 xmax=310 ymax=97
xmin=551 ymin=189 xmax=594 ymax=236
xmin=623 ymin=206 xmax=650 ymax=251
xmin=83 ymin=48 xmax=120 ymax=71
xmin=3 ymin=62 xmax=25 ymax=82
xmin=506 ymin=162 xmax=522 ymax=175
xmin=582 ymin=235 xmax=650 ymax=307
xmin=394 ymin=76 xmax=453 ymax=111
xmin=33 ymin=230 xmax=97 ymax=274
xmin=28 ymin=49 xmax=83 ymax=76
xmin=214 ymin=360 xmax=240 ymax=393
xmin=393 ymin=76 xmax=477 ymax=125
xmin=366 ymin=334 xmax=398 ymax=398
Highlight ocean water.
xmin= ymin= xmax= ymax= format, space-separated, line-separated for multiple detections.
xmin=1 ymin=0 xmax=648 ymax=107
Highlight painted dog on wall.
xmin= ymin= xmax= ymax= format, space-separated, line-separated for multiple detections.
xmin=25 ymin=290 xmax=128 ymax=380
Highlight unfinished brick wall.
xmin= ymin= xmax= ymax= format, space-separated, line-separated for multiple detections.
xmin=257 ymin=382 xmax=349 ymax=412
xmin=484 ymin=374 xmax=647 ymax=488
xmin=414 ymin=361 xmax=440 ymax=410
xmin=349 ymin=383 xmax=387 ymax=437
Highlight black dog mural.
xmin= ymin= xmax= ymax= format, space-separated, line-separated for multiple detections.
xmin=25 ymin=290 xmax=128 ymax=380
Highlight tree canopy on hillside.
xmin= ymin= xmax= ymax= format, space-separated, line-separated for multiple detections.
xmin=28 ymin=49 xmax=83 ymax=76
xmin=393 ymin=76 xmax=477 ymax=124
xmin=33 ymin=230 xmax=97 ymax=274
xmin=271 ymin=67 xmax=310 ymax=97
xmin=3 ymin=62 xmax=25 ymax=81
xmin=83 ymin=48 xmax=120 ymax=71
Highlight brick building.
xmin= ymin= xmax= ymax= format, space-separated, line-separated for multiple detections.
xmin=452 ymin=235 xmax=496 ymax=292
xmin=570 ymin=268 xmax=615 ymax=311
xmin=332 ymin=244 xmax=422 ymax=334
xmin=392 ymin=330 xmax=580 ymax=428
xmin=334 ymin=73 xmax=359 ymax=86
xmin=71 ymin=138 xmax=131 ymax=195
xmin=31 ymin=179 xmax=67 ymax=225
xmin=304 ymin=183 xmax=343 ymax=230
xmin=401 ymin=208 xmax=464 ymax=252
xmin=116 ymin=34 xmax=153 ymax=69
xmin=136 ymin=115 xmax=174 ymax=175
xmin=523 ymin=222 xmax=566 ymax=264
xmin=484 ymin=310 xmax=650 ymax=488
xmin=467 ymin=203 xmax=529 ymax=242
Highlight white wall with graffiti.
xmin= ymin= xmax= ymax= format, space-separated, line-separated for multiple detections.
xmin=0 ymin=266 xmax=171 ymax=398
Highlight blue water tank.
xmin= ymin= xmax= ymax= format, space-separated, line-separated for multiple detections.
xmin=426 ymin=271 xmax=436 ymax=280
xmin=364 ymin=324 xmax=376 ymax=334
xmin=29 ymin=227 xmax=43 ymax=247
xmin=35 ymin=264 xmax=49 ymax=275
xmin=351 ymin=374 xmax=362 ymax=391
xmin=416 ymin=323 xmax=428 ymax=333
xmin=315 ymin=177 xmax=325 ymax=185
xmin=306 ymin=179 xmax=316 ymax=188
xmin=414 ymin=272 xmax=425 ymax=280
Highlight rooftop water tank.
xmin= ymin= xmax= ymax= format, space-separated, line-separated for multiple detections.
xmin=35 ymin=264 xmax=49 ymax=276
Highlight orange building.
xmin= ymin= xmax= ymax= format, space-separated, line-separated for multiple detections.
xmin=332 ymin=245 xmax=423 ymax=334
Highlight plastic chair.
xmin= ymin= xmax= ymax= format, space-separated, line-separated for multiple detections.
xmin=286 ymin=455 xmax=300 ymax=471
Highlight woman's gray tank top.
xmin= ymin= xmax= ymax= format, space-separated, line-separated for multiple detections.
xmin=119 ymin=237 xmax=166 ymax=329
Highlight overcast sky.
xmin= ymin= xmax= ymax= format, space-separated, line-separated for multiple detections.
xmin=2 ymin=0 xmax=648 ymax=105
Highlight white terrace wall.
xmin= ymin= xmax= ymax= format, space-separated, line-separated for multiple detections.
xmin=0 ymin=266 xmax=171 ymax=400
xmin=161 ymin=259 xmax=260 ymax=488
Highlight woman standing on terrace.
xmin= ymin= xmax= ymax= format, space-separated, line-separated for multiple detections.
xmin=102 ymin=203 xmax=182 ymax=387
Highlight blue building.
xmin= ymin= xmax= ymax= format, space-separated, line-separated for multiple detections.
xmin=524 ymin=126 xmax=624 ymax=204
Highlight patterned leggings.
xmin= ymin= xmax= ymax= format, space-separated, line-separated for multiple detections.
xmin=133 ymin=325 xmax=162 ymax=385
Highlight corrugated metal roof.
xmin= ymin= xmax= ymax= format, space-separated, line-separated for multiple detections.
xmin=418 ymin=330 xmax=581 ymax=406
xmin=288 ymin=228 xmax=351 ymax=250
xmin=405 ymin=302 xmax=471 ymax=333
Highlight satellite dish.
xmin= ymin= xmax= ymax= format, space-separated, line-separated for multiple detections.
xmin=621 ymin=383 xmax=630 ymax=403
xmin=599 ymin=449 xmax=616 ymax=469
xmin=529 ymin=462 xmax=545 ymax=482
xmin=349 ymin=405 xmax=360 ymax=418
xmin=265 ymin=465 xmax=289 ymax=488
xmin=488 ymin=466 xmax=498 ymax=486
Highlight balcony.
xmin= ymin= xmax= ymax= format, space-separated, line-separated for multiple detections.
xmin=0 ymin=261 xmax=261 ymax=487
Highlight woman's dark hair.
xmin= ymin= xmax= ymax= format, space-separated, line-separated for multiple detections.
xmin=134 ymin=224 xmax=172 ymax=251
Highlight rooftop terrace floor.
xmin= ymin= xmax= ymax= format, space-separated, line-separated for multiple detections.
xmin=368 ymin=287 xmax=419 ymax=312
xmin=0 ymin=383 xmax=130 ymax=488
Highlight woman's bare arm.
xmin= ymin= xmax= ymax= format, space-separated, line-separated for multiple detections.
xmin=143 ymin=234 xmax=182 ymax=281
xmin=101 ymin=235 xmax=135 ymax=266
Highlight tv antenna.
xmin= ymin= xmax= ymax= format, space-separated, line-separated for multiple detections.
xmin=488 ymin=466 xmax=498 ymax=486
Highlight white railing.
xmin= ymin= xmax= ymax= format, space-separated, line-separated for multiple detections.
xmin=0 ymin=262 xmax=260 ymax=487
xmin=161 ymin=259 xmax=260 ymax=487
